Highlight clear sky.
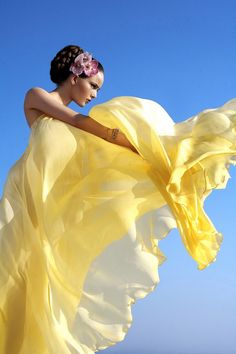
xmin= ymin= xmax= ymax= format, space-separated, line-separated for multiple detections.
xmin=1 ymin=1 xmax=236 ymax=353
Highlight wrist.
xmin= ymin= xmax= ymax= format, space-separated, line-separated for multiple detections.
xmin=106 ymin=128 xmax=120 ymax=142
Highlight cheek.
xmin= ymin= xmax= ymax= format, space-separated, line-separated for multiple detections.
xmin=78 ymin=82 xmax=90 ymax=96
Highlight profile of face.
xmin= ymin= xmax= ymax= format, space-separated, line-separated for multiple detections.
xmin=71 ymin=70 xmax=104 ymax=107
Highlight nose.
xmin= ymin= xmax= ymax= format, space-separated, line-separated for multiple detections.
xmin=91 ymin=90 xmax=97 ymax=99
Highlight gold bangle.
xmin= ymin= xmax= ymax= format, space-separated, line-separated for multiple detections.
xmin=111 ymin=128 xmax=120 ymax=140
xmin=105 ymin=128 xmax=120 ymax=141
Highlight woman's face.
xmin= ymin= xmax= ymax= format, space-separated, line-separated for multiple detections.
xmin=71 ymin=71 xmax=104 ymax=107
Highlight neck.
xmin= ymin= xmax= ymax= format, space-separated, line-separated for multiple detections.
xmin=50 ymin=83 xmax=72 ymax=106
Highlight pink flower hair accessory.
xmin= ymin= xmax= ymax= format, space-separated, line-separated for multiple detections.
xmin=69 ymin=51 xmax=99 ymax=77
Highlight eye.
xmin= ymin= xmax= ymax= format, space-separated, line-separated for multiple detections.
xmin=91 ymin=83 xmax=97 ymax=89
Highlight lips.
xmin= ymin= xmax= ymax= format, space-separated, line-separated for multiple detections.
xmin=86 ymin=99 xmax=91 ymax=103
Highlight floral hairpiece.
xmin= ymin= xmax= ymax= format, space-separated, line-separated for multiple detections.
xmin=69 ymin=51 xmax=99 ymax=77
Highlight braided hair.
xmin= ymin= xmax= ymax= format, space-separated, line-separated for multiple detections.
xmin=50 ymin=45 xmax=104 ymax=85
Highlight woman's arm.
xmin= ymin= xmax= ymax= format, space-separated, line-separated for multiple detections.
xmin=24 ymin=87 xmax=138 ymax=153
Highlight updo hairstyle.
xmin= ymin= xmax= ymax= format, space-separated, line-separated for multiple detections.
xmin=50 ymin=45 xmax=104 ymax=85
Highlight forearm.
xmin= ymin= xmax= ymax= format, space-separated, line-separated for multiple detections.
xmin=74 ymin=113 xmax=139 ymax=154
xmin=73 ymin=113 xmax=108 ymax=139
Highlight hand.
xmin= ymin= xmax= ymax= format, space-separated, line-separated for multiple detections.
xmin=118 ymin=132 xmax=138 ymax=153
xmin=106 ymin=128 xmax=139 ymax=154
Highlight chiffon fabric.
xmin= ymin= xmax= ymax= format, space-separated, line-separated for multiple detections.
xmin=0 ymin=96 xmax=236 ymax=354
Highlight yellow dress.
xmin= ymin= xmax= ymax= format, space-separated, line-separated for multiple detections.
xmin=0 ymin=96 xmax=236 ymax=354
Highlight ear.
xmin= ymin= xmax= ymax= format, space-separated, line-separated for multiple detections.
xmin=70 ymin=74 xmax=78 ymax=86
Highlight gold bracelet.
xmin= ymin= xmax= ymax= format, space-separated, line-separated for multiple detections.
xmin=111 ymin=128 xmax=120 ymax=140
xmin=105 ymin=128 xmax=120 ymax=141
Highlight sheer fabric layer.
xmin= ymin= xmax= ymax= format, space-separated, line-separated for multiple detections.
xmin=0 ymin=96 xmax=235 ymax=353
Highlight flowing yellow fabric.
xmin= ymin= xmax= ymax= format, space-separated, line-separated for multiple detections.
xmin=0 ymin=96 xmax=236 ymax=353
xmin=89 ymin=97 xmax=236 ymax=270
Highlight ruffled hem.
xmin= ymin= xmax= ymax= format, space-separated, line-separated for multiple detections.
xmin=68 ymin=206 xmax=176 ymax=353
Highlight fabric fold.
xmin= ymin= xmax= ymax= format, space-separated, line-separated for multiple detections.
xmin=0 ymin=96 xmax=235 ymax=353
xmin=90 ymin=97 xmax=236 ymax=269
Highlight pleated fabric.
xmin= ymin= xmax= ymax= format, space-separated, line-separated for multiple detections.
xmin=0 ymin=96 xmax=236 ymax=354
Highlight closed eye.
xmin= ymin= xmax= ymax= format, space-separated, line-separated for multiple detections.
xmin=91 ymin=83 xmax=100 ymax=91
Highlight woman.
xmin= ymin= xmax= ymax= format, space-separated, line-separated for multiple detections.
xmin=24 ymin=45 xmax=137 ymax=152
xmin=1 ymin=44 xmax=236 ymax=354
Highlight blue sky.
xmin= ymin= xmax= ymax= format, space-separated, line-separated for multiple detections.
xmin=1 ymin=1 xmax=236 ymax=353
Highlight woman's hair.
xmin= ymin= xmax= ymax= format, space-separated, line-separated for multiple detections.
xmin=50 ymin=45 xmax=104 ymax=85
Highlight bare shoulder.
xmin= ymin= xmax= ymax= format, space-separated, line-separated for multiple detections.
xmin=24 ymin=87 xmax=50 ymax=127
xmin=24 ymin=86 xmax=80 ymax=129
